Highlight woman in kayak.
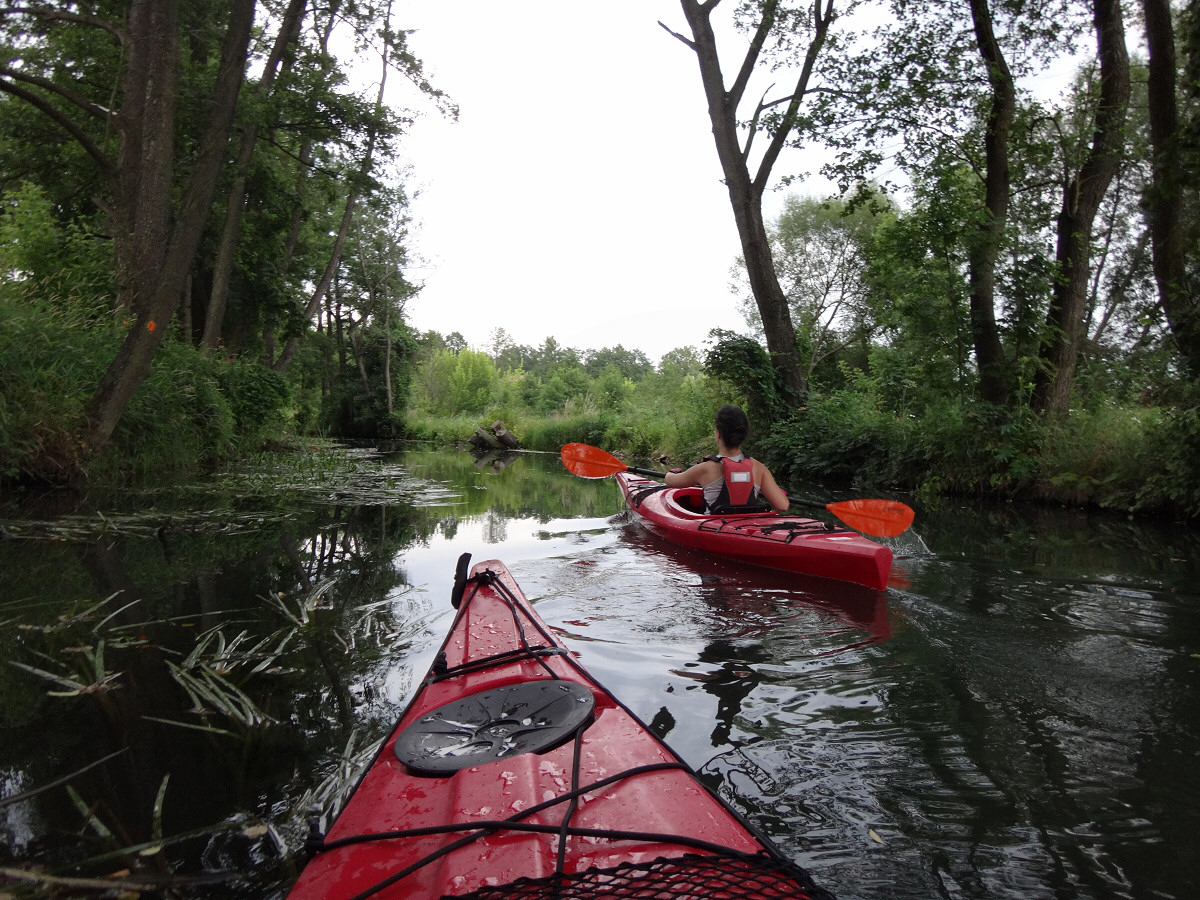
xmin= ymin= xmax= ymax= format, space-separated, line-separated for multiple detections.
xmin=664 ymin=405 xmax=789 ymax=513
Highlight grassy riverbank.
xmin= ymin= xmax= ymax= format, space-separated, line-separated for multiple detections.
xmin=3 ymin=298 xmax=1197 ymax=520
xmin=405 ymin=391 xmax=1200 ymax=520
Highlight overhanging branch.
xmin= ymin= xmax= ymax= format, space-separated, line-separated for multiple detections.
xmin=0 ymin=76 xmax=115 ymax=178
xmin=0 ymin=66 xmax=111 ymax=120
xmin=0 ymin=4 xmax=125 ymax=43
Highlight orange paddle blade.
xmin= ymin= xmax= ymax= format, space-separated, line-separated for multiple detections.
xmin=825 ymin=499 xmax=915 ymax=538
xmin=560 ymin=443 xmax=629 ymax=478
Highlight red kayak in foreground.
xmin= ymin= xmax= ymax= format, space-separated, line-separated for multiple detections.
xmin=289 ymin=554 xmax=834 ymax=900
xmin=615 ymin=472 xmax=893 ymax=591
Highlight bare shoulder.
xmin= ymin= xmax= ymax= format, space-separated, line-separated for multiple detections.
xmin=752 ymin=459 xmax=780 ymax=485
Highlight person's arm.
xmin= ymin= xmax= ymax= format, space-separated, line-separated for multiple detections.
xmin=666 ymin=461 xmax=717 ymax=488
xmin=756 ymin=463 xmax=789 ymax=512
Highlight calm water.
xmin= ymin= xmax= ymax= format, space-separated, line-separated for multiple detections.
xmin=1 ymin=445 xmax=1198 ymax=899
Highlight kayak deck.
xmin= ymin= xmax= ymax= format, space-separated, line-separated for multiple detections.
xmin=615 ymin=472 xmax=893 ymax=590
xmin=288 ymin=555 xmax=833 ymax=900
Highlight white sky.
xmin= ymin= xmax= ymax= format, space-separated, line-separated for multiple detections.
xmin=385 ymin=3 xmax=1086 ymax=366
xmin=389 ymin=2 xmax=815 ymax=365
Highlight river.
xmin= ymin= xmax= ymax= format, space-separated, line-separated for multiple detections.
xmin=1 ymin=444 xmax=1197 ymax=899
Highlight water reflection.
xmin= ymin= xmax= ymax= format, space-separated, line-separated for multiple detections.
xmin=0 ymin=446 xmax=1197 ymax=899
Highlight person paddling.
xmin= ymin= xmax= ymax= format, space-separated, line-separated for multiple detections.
xmin=664 ymin=405 xmax=789 ymax=513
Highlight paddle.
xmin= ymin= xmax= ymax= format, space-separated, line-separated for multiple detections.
xmin=560 ymin=442 xmax=915 ymax=538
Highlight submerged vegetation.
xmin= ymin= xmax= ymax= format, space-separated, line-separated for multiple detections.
xmin=0 ymin=447 xmax=624 ymax=895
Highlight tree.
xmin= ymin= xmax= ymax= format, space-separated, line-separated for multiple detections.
xmin=965 ymin=0 xmax=1017 ymax=405
xmin=583 ymin=345 xmax=653 ymax=381
xmin=269 ymin=0 xmax=400 ymax=375
xmin=200 ymin=0 xmax=305 ymax=351
xmin=1141 ymin=0 xmax=1200 ymax=379
xmin=1032 ymin=0 xmax=1131 ymax=413
xmin=863 ymin=168 xmax=977 ymax=406
xmin=659 ymin=346 xmax=705 ymax=378
xmin=82 ymin=0 xmax=256 ymax=458
xmin=412 ymin=347 xmax=497 ymax=416
xmin=735 ymin=195 xmax=884 ymax=383
xmin=488 ymin=327 xmax=515 ymax=361
xmin=813 ymin=0 xmax=1085 ymax=407
xmin=333 ymin=196 xmax=418 ymax=432
xmin=661 ymin=0 xmax=842 ymax=405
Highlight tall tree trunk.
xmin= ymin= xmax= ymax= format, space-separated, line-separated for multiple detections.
xmin=666 ymin=0 xmax=836 ymax=406
xmin=384 ymin=297 xmax=394 ymax=422
xmin=270 ymin=165 xmax=360 ymax=374
xmin=110 ymin=0 xmax=177 ymax=318
xmin=1032 ymin=0 xmax=1130 ymax=414
xmin=201 ymin=0 xmax=306 ymax=351
xmin=1142 ymin=0 xmax=1200 ymax=379
xmin=81 ymin=0 xmax=256 ymax=459
xmin=966 ymin=0 xmax=1014 ymax=406
xmin=271 ymin=0 xmax=391 ymax=373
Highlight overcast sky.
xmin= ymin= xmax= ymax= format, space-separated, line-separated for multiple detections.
xmin=390 ymin=2 xmax=818 ymax=364
xmin=386 ymin=3 xmax=1082 ymax=365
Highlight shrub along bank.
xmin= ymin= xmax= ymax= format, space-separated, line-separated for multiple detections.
xmin=5 ymin=299 xmax=1197 ymax=522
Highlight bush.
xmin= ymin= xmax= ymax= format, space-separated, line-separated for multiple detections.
xmin=763 ymin=377 xmax=911 ymax=489
xmin=520 ymin=413 xmax=614 ymax=452
xmin=703 ymin=330 xmax=785 ymax=423
xmin=0 ymin=288 xmax=297 ymax=482
xmin=99 ymin=343 xmax=236 ymax=476
xmin=1135 ymin=393 xmax=1200 ymax=516
xmin=402 ymin=414 xmax=483 ymax=446
xmin=411 ymin=348 xmax=498 ymax=417
xmin=216 ymin=358 xmax=291 ymax=444
xmin=0 ymin=293 xmax=108 ymax=479
xmin=1036 ymin=404 xmax=1159 ymax=509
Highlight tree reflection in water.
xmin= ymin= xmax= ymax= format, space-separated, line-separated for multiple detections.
xmin=0 ymin=446 xmax=1196 ymax=899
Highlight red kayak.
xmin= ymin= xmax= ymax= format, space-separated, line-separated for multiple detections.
xmin=289 ymin=554 xmax=834 ymax=900
xmin=615 ymin=472 xmax=893 ymax=590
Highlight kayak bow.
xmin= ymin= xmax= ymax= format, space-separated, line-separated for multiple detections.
xmin=288 ymin=553 xmax=835 ymax=900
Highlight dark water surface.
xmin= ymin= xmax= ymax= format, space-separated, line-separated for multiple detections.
xmin=1 ymin=445 xmax=1197 ymax=899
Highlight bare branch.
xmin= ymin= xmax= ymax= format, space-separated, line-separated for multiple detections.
xmin=729 ymin=0 xmax=777 ymax=107
xmin=658 ymin=20 xmax=695 ymax=49
xmin=753 ymin=0 xmax=835 ymax=192
xmin=743 ymin=85 xmax=776 ymax=162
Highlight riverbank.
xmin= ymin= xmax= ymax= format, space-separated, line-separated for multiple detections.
xmin=402 ymin=397 xmax=1200 ymax=522
xmin=4 ymin=339 xmax=1197 ymax=525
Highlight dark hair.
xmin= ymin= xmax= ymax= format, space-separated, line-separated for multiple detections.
xmin=714 ymin=404 xmax=749 ymax=448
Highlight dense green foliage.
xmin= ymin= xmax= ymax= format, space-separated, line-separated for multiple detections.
xmin=1 ymin=2 xmax=1198 ymax=520
xmin=0 ymin=287 xmax=295 ymax=480
xmin=0 ymin=1 xmax=431 ymax=477
xmin=398 ymin=320 xmax=1196 ymax=517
